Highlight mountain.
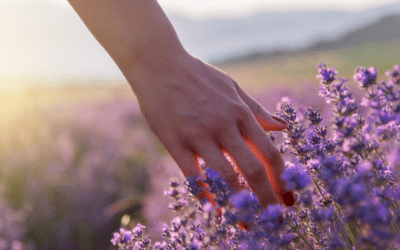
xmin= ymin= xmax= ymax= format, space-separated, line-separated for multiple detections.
xmin=212 ymin=13 xmax=400 ymax=64
xmin=1 ymin=0 xmax=400 ymax=87
xmin=167 ymin=1 xmax=400 ymax=64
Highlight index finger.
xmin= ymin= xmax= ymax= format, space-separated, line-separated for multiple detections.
xmin=240 ymin=121 xmax=296 ymax=207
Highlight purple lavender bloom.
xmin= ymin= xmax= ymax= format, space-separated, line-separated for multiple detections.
xmin=230 ymin=190 xmax=261 ymax=225
xmin=315 ymin=125 xmax=328 ymax=138
xmin=308 ymin=131 xmax=322 ymax=144
xmin=329 ymin=174 xmax=369 ymax=207
xmin=305 ymin=107 xmax=323 ymax=126
xmin=354 ymin=66 xmax=378 ymax=88
xmin=357 ymin=198 xmax=391 ymax=226
xmin=265 ymin=204 xmax=284 ymax=221
xmin=276 ymin=233 xmax=296 ymax=248
xmin=110 ymin=228 xmax=134 ymax=246
xmin=318 ymin=155 xmax=343 ymax=182
xmin=184 ymin=175 xmax=203 ymax=199
xmin=201 ymin=168 xmax=232 ymax=195
xmin=386 ymin=64 xmax=400 ymax=85
xmin=372 ymin=226 xmax=395 ymax=240
xmin=132 ymin=223 xmax=146 ymax=238
xmin=316 ymin=62 xmax=338 ymax=84
xmin=300 ymin=189 xmax=315 ymax=207
xmin=223 ymin=209 xmax=240 ymax=226
xmin=281 ymin=162 xmax=312 ymax=191
xmin=230 ymin=190 xmax=259 ymax=211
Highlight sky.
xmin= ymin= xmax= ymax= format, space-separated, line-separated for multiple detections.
xmin=2 ymin=0 xmax=400 ymax=19
xmin=0 ymin=0 xmax=398 ymax=93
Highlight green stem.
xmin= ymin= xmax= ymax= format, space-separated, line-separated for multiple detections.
xmin=312 ymin=178 xmax=361 ymax=250
xmin=392 ymin=200 xmax=400 ymax=210
xmin=304 ymin=219 xmax=324 ymax=248
xmin=289 ymin=221 xmax=315 ymax=250
xmin=222 ymin=236 xmax=231 ymax=250
xmin=333 ymin=213 xmax=353 ymax=250
xmin=391 ymin=218 xmax=400 ymax=234
xmin=318 ymin=221 xmax=332 ymax=242
xmin=294 ymin=203 xmax=324 ymax=248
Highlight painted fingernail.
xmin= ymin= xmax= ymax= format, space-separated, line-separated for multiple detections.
xmin=272 ymin=115 xmax=288 ymax=126
xmin=283 ymin=191 xmax=295 ymax=206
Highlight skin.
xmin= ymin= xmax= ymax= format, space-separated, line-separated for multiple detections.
xmin=67 ymin=0 xmax=295 ymax=231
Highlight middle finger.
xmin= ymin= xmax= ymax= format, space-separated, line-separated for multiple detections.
xmin=218 ymin=128 xmax=281 ymax=208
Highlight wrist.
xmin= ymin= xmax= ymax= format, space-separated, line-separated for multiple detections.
xmin=125 ymin=43 xmax=194 ymax=97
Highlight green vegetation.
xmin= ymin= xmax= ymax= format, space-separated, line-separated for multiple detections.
xmin=336 ymin=38 xmax=400 ymax=77
xmin=215 ymin=39 xmax=400 ymax=94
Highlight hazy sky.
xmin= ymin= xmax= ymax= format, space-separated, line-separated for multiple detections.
xmin=3 ymin=0 xmax=400 ymax=19
xmin=0 ymin=0 xmax=398 ymax=93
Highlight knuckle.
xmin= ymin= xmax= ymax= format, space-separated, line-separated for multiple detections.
xmin=266 ymin=146 xmax=281 ymax=161
xmin=213 ymin=120 xmax=236 ymax=138
xmin=223 ymin=134 xmax=242 ymax=151
xmin=219 ymin=168 xmax=239 ymax=186
xmin=181 ymin=124 xmax=209 ymax=145
xmin=247 ymin=160 xmax=265 ymax=182
xmin=232 ymin=103 xmax=250 ymax=117
xmin=254 ymin=103 xmax=263 ymax=116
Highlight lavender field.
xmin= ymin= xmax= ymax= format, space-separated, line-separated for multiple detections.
xmin=0 ymin=83 xmax=187 ymax=249
xmin=1 ymin=58 xmax=400 ymax=249
xmin=110 ymin=63 xmax=400 ymax=249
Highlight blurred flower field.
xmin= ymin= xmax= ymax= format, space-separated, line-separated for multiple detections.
xmin=0 ymin=58 xmax=399 ymax=249
xmin=0 ymin=84 xmax=193 ymax=249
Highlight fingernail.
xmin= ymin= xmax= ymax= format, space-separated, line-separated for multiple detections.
xmin=272 ymin=115 xmax=288 ymax=126
xmin=283 ymin=192 xmax=295 ymax=206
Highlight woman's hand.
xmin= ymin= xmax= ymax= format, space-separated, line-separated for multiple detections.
xmin=128 ymin=51 xmax=295 ymax=226
xmin=67 ymin=0 xmax=294 ymax=231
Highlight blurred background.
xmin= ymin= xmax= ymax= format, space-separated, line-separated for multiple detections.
xmin=0 ymin=0 xmax=399 ymax=249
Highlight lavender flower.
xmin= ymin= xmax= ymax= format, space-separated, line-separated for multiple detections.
xmin=110 ymin=63 xmax=400 ymax=250
xmin=281 ymin=161 xmax=312 ymax=191
xmin=354 ymin=66 xmax=378 ymax=88
xmin=316 ymin=62 xmax=338 ymax=84
xmin=386 ymin=64 xmax=400 ymax=85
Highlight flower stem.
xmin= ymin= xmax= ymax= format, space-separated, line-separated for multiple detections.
xmin=305 ymin=219 xmax=324 ymax=248
xmin=318 ymin=221 xmax=332 ymax=242
xmin=312 ymin=177 xmax=361 ymax=250
xmin=222 ymin=235 xmax=231 ymax=250
xmin=294 ymin=203 xmax=323 ymax=248
xmin=289 ymin=221 xmax=315 ymax=250
xmin=332 ymin=213 xmax=353 ymax=250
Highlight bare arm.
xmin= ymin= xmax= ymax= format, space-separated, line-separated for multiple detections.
xmin=68 ymin=0 xmax=295 ymax=231
xmin=67 ymin=0 xmax=188 ymax=93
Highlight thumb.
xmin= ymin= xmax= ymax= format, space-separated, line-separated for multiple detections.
xmin=231 ymin=80 xmax=288 ymax=131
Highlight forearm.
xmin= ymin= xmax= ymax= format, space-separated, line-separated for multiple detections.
xmin=67 ymin=0 xmax=188 ymax=87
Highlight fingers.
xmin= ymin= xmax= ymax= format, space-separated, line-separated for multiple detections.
xmin=192 ymin=140 xmax=256 ymax=231
xmin=240 ymin=118 xmax=296 ymax=207
xmin=168 ymin=141 xmax=253 ymax=231
xmin=166 ymin=144 xmax=216 ymax=206
xmin=218 ymin=128 xmax=281 ymax=209
xmin=229 ymin=76 xmax=288 ymax=131
xmin=192 ymin=140 xmax=243 ymax=196
xmin=228 ymin=76 xmax=295 ymax=205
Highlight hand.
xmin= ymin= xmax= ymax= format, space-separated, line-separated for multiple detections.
xmin=128 ymin=51 xmax=295 ymax=230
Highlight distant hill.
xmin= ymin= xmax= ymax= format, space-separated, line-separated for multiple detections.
xmin=168 ymin=1 xmax=400 ymax=64
xmin=211 ymin=13 xmax=400 ymax=65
